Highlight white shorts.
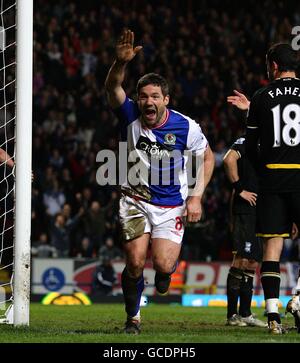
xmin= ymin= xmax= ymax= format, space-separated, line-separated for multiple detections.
xmin=119 ymin=194 xmax=185 ymax=244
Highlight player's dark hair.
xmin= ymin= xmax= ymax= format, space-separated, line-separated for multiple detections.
xmin=137 ymin=73 xmax=169 ymax=97
xmin=266 ymin=43 xmax=299 ymax=72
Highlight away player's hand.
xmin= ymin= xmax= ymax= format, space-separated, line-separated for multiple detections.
xmin=227 ymin=90 xmax=250 ymax=110
xmin=183 ymin=196 xmax=202 ymax=223
xmin=239 ymin=190 xmax=257 ymax=206
xmin=116 ymin=29 xmax=143 ymax=64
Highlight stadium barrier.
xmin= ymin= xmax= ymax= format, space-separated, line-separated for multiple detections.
xmin=182 ymin=294 xmax=291 ymax=307
xmin=28 ymin=258 xmax=299 ymax=297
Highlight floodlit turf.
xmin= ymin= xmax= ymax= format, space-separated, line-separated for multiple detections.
xmin=0 ymin=303 xmax=299 ymax=343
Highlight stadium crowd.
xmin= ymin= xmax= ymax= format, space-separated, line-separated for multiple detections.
xmin=31 ymin=0 xmax=300 ymax=261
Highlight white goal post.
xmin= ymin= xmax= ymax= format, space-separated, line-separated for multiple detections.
xmin=0 ymin=0 xmax=32 ymax=326
xmin=14 ymin=0 xmax=33 ymax=326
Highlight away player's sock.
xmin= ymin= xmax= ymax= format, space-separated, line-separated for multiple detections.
xmin=260 ymin=261 xmax=281 ymax=324
xmin=226 ymin=267 xmax=243 ymax=318
xmin=121 ymin=267 xmax=144 ymax=319
xmin=239 ymin=269 xmax=255 ymax=318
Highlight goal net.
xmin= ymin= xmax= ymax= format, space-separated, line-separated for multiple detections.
xmin=0 ymin=0 xmax=32 ymax=326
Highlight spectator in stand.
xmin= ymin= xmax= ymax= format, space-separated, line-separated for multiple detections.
xmin=50 ymin=212 xmax=80 ymax=257
xmin=76 ymin=236 xmax=94 ymax=258
xmin=83 ymin=201 xmax=107 ymax=254
xmin=49 ymin=148 xmax=64 ymax=171
xmin=75 ymin=187 xmax=93 ymax=211
xmin=43 ymin=179 xmax=66 ymax=217
xmin=98 ymin=236 xmax=123 ymax=262
xmin=32 ymin=233 xmax=57 ymax=258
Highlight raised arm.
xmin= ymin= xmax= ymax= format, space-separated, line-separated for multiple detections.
xmin=104 ymin=29 xmax=143 ymax=109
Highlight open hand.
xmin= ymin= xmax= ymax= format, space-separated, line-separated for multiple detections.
xmin=227 ymin=90 xmax=250 ymax=110
xmin=239 ymin=190 xmax=257 ymax=206
xmin=116 ymin=29 xmax=143 ymax=63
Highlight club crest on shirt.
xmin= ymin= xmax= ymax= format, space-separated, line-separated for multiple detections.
xmin=164 ymin=133 xmax=176 ymax=145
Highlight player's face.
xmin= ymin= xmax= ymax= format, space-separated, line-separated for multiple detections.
xmin=137 ymin=85 xmax=169 ymax=128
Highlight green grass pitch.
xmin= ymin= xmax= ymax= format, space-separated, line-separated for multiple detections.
xmin=0 ymin=303 xmax=299 ymax=343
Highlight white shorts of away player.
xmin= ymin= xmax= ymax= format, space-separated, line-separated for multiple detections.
xmin=119 ymin=195 xmax=185 ymax=244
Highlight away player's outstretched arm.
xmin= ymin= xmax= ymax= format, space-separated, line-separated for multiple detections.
xmin=104 ymin=29 xmax=143 ymax=109
xmin=227 ymin=90 xmax=250 ymax=110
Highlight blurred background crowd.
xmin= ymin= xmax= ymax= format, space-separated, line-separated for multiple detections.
xmin=30 ymin=0 xmax=300 ymax=262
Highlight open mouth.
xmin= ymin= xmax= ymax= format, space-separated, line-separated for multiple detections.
xmin=144 ymin=108 xmax=156 ymax=120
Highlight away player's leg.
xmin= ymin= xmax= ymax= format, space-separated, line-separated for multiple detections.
xmin=239 ymin=258 xmax=267 ymax=327
xmin=226 ymin=253 xmax=248 ymax=326
xmin=231 ymin=214 xmax=266 ymax=327
xmin=226 ymin=213 xmax=265 ymax=326
xmin=226 ymin=257 xmax=266 ymax=327
xmin=227 ymin=214 xmax=250 ymax=325
xmin=261 ymin=237 xmax=284 ymax=331
xmin=257 ymin=192 xmax=290 ymax=333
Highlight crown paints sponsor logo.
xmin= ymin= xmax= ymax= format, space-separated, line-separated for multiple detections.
xmin=137 ymin=136 xmax=172 ymax=159
xmin=95 ymin=141 xmax=205 ymax=196
xmin=138 ymin=141 xmax=171 ymax=159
